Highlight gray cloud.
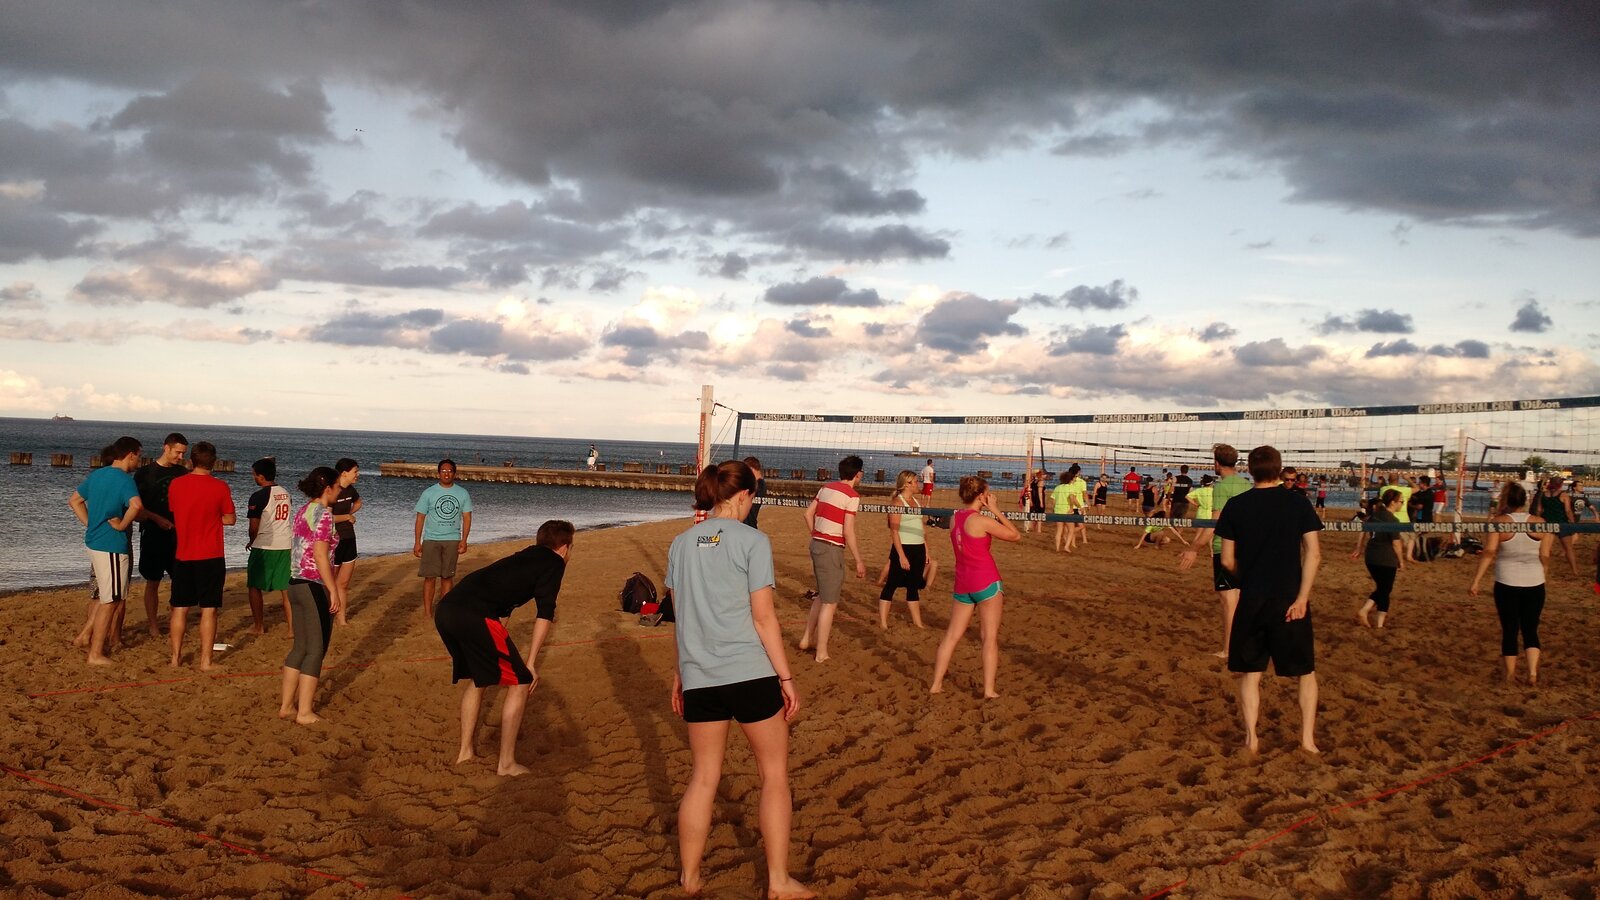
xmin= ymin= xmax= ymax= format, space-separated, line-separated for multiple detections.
xmin=1365 ymin=338 xmax=1420 ymax=357
xmin=785 ymin=319 xmax=831 ymax=339
xmin=710 ymin=252 xmax=749 ymax=279
xmin=432 ymin=318 xmax=589 ymax=361
xmin=599 ymin=323 xmax=709 ymax=366
xmin=315 ymin=308 xmax=444 ymax=347
xmin=0 ymin=195 xmax=102 ymax=262
xmin=917 ymin=294 xmax=1025 ymax=355
xmin=1510 ymin=299 xmax=1552 ymax=333
xmin=1198 ymin=322 xmax=1237 ymax=342
xmin=1427 ymin=339 xmax=1490 ymax=359
xmin=1049 ymin=324 xmax=1127 ymax=356
xmin=1315 ymin=308 xmax=1415 ymax=335
xmin=1235 ymin=338 xmax=1325 ymax=367
xmin=0 ymin=281 xmax=43 ymax=308
xmin=764 ymin=276 xmax=883 ymax=308
xmin=1061 ymin=279 xmax=1139 ymax=311
xmin=783 ymin=224 xmax=949 ymax=262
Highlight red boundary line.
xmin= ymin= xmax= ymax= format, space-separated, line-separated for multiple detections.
xmin=1143 ymin=708 xmax=1600 ymax=898
xmin=27 ymin=630 xmax=676 ymax=699
xmin=1 ymin=764 xmax=411 ymax=897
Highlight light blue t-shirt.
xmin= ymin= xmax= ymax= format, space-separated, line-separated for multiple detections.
xmin=77 ymin=466 xmax=139 ymax=554
xmin=415 ymin=483 xmax=472 ymax=541
xmin=665 ymin=518 xmax=778 ymax=691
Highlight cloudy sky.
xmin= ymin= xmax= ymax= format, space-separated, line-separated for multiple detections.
xmin=2 ymin=1 xmax=1598 ymax=439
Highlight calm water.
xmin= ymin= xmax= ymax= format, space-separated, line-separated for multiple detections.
xmin=0 ymin=417 xmax=699 ymax=592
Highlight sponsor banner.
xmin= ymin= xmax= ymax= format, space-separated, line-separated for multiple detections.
xmin=742 ymin=395 xmax=1600 ymax=427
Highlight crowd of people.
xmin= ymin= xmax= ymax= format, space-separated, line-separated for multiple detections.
xmin=62 ymin=431 xmax=1598 ymax=898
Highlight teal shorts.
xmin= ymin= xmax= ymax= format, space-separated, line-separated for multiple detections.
xmin=952 ymin=580 xmax=1002 ymax=605
xmin=247 ymin=548 xmax=291 ymax=591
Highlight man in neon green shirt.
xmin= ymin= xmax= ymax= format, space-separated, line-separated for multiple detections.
xmin=1181 ymin=444 xmax=1252 ymax=658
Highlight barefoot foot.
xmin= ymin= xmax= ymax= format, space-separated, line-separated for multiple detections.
xmin=1300 ymin=741 xmax=1321 ymax=755
xmin=497 ymin=762 xmax=531 ymax=777
xmin=278 ymin=707 xmax=294 ymax=719
xmin=983 ymin=691 xmax=1001 ymax=699
xmin=294 ymin=713 xmax=322 ymax=725
xmin=929 ymin=683 xmax=943 ymax=694
xmin=87 ymin=656 xmax=113 ymax=667
xmin=455 ymin=750 xmax=475 ymax=764
xmin=768 ymin=878 xmax=816 ymax=900
xmin=680 ymin=871 xmax=703 ymax=897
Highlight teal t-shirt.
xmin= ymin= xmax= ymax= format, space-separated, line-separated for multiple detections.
xmin=77 ymin=466 xmax=139 ymax=554
xmin=1210 ymin=474 xmax=1252 ymax=554
xmin=415 ymin=483 xmax=472 ymax=541
xmin=665 ymin=518 xmax=778 ymax=691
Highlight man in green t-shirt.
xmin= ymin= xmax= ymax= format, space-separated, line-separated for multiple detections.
xmin=1180 ymin=444 xmax=1253 ymax=658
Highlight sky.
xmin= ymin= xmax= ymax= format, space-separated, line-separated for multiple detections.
xmin=1 ymin=1 xmax=1598 ymax=441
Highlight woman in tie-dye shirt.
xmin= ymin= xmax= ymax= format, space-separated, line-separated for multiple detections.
xmin=279 ymin=466 xmax=343 ymax=725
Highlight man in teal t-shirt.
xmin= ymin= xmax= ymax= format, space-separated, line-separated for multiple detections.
xmin=1179 ymin=443 xmax=1252 ymax=658
xmin=414 ymin=459 xmax=473 ymax=617
xmin=69 ymin=436 xmax=144 ymax=666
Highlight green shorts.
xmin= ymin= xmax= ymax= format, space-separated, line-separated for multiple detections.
xmin=953 ymin=580 xmax=1002 ymax=605
xmin=247 ymin=548 xmax=291 ymax=591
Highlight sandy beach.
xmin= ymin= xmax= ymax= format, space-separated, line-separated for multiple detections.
xmin=4 ymin=496 xmax=1598 ymax=898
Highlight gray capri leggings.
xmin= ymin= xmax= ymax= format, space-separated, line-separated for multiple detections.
xmin=284 ymin=580 xmax=334 ymax=677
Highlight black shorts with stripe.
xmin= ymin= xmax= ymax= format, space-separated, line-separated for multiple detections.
xmin=434 ymin=601 xmax=534 ymax=688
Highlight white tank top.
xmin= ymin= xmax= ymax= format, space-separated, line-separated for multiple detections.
xmin=1495 ymin=513 xmax=1545 ymax=588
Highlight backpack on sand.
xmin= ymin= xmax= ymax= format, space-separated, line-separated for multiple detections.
xmin=620 ymin=572 xmax=655 ymax=614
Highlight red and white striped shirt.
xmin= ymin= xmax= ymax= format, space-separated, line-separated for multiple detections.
xmin=810 ymin=480 xmax=860 ymax=546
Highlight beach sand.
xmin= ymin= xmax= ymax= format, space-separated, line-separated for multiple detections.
xmin=4 ymin=498 xmax=1599 ymax=898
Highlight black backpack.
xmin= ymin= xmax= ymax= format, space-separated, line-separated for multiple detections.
xmin=620 ymin=572 xmax=656 ymax=614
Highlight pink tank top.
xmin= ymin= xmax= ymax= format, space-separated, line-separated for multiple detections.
xmin=951 ymin=509 xmax=1002 ymax=593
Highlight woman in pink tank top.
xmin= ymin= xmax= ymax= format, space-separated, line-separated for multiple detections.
xmin=931 ymin=475 xmax=1020 ymax=698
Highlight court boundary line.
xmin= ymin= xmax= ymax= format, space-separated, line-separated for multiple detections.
xmin=1143 ymin=708 xmax=1600 ymax=898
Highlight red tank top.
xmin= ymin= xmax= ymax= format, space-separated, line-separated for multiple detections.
xmin=951 ymin=509 xmax=1001 ymax=592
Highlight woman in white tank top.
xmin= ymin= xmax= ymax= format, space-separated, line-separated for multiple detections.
xmin=1469 ymin=481 xmax=1552 ymax=684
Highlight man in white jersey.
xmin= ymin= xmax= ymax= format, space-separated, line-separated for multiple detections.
xmin=246 ymin=458 xmax=295 ymax=635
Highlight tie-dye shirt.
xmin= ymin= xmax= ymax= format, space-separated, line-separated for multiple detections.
xmin=292 ymin=502 xmax=339 ymax=583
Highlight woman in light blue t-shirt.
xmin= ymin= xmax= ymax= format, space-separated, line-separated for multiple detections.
xmin=666 ymin=460 xmax=810 ymax=900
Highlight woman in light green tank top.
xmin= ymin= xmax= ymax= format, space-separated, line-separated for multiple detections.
xmin=879 ymin=471 xmax=936 ymax=629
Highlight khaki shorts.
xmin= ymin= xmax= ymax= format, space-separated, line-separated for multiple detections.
xmin=418 ymin=539 xmax=460 ymax=578
xmin=809 ymin=539 xmax=845 ymax=604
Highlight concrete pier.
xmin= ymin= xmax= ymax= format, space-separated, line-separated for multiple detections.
xmin=378 ymin=462 xmax=898 ymax=498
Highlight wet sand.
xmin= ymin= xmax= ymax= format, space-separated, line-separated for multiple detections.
xmin=4 ymin=498 xmax=1599 ymax=897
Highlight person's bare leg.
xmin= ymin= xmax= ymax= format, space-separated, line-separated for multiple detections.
xmin=1560 ymin=537 xmax=1580 ymax=577
xmin=294 ymin=673 xmax=320 ymax=724
xmin=85 ymin=604 xmax=115 ymax=666
xmin=1078 ymin=522 xmax=1089 ymax=545
xmin=813 ymin=604 xmax=836 ymax=662
xmin=497 ymin=686 xmax=530 ymax=776
xmin=422 ymin=577 xmax=437 ymax=618
xmin=456 ymin=684 xmax=484 ymax=763
xmin=740 ymin=714 xmax=814 ymax=900
xmin=248 ymin=587 xmax=266 ymax=634
xmin=107 ymin=600 xmax=126 ymax=650
xmin=878 ymin=599 xmax=890 ymax=630
xmin=1237 ymin=672 xmax=1262 ymax=754
xmin=1054 ymin=522 xmax=1065 ymax=552
xmin=930 ymin=603 xmax=975 ymax=693
xmin=144 ymin=581 xmax=162 ymax=636
xmin=679 ymin=720 xmax=730 ymax=896
xmin=74 ymin=600 xmax=96 ymax=647
xmin=1215 ymin=588 xmax=1240 ymax=659
xmin=1373 ymin=610 xmax=1387 ymax=628
xmin=334 ymin=561 xmax=355 ymax=625
xmin=908 ymin=600 xmax=925 ymax=629
xmin=977 ymin=595 xmax=1004 ymax=699
xmin=280 ymin=591 xmax=294 ymax=638
xmin=279 ymin=667 xmax=298 ymax=718
xmin=1357 ymin=599 xmax=1373 ymax=627
xmin=1502 ymin=654 xmax=1517 ymax=682
xmin=1298 ymin=672 xmax=1319 ymax=753
xmin=168 ymin=607 xmax=187 ymax=666
xmin=198 ymin=608 xmax=218 ymax=671
xmin=1526 ymin=647 xmax=1540 ymax=685
xmin=799 ymin=600 xmax=821 ymax=651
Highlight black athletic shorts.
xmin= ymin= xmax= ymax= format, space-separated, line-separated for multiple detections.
xmin=1170 ymin=500 xmax=1189 ymax=519
xmin=170 ymin=557 xmax=225 ymax=609
xmin=138 ymin=525 xmax=178 ymax=582
xmin=1211 ymin=553 xmax=1239 ymax=592
xmin=334 ymin=534 xmax=357 ymax=565
xmin=682 ymin=676 xmax=783 ymax=724
xmin=1228 ymin=595 xmax=1315 ymax=677
xmin=435 ymin=601 xmax=534 ymax=688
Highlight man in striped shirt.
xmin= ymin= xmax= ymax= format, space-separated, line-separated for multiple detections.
xmin=800 ymin=455 xmax=866 ymax=662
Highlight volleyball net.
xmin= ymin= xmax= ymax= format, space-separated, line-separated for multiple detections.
xmin=720 ymin=395 xmax=1600 ymax=535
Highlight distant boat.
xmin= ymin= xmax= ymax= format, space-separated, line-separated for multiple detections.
xmin=52 ymin=414 xmax=75 ymax=422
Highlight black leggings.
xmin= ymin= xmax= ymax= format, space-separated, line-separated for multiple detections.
xmin=880 ymin=543 xmax=926 ymax=603
xmin=1493 ymin=582 xmax=1544 ymax=657
xmin=1365 ymin=562 xmax=1397 ymax=613
xmin=284 ymin=580 xmax=334 ymax=677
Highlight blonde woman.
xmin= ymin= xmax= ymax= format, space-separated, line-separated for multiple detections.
xmin=880 ymin=470 xmax=935 ymax=629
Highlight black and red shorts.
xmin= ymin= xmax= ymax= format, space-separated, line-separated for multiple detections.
xmin=435 ymin=602 xmax=534 ymax=687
